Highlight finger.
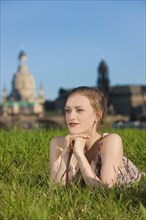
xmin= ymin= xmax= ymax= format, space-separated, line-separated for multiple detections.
xmin=72 ymin=134 xmax=90 ymax=138
xmin=73 ymin=135 xmax=90 ymax=140
xmin=77 ymin=134 xmax=90 ymax=139
xmin=70 ymin=142 xmax=74 ymax=150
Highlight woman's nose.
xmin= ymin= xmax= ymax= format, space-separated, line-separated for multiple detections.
xmin=68 ymin=110 xmax=76 ymax=120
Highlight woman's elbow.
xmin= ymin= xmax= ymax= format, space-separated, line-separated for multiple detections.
xmin=101 ymin=176 xmax=117 ymax=188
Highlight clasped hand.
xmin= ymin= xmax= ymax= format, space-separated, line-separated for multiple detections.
xmin=65 ymin=134 xmax=90 ymax=155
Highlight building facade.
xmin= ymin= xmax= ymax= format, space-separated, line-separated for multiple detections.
xmin=54 ymin=60 xmax=146 ymax=120
xmin=1 ymin=53 xmax=145 ymax=121
xmin=1 ymin=50 xmax=45 ymax=116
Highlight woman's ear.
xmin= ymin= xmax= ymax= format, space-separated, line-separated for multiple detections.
xmin=95 ymin=109 xmax=103 ymax=122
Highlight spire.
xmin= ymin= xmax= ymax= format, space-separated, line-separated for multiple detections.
xmin=97 ymin=59 xmax=110 ymax=94
xmin=39 ymin=84 xmax=45 ymax=97
xmin=18 ymin=50 xmax=28 ymax=72
xmin=37 ymin=84 xmax=45 ymax=104
xmin=2 ymin=85 xmax=7 ymax=103
xmin=18 ymin=50 xmax=27 ymax=63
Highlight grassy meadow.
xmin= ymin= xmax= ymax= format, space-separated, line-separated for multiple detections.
xmin=0 ymin=127 xmax=146 ymax=220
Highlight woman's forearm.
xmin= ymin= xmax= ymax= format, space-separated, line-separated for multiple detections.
xmin=53 ymin=150 xmax=72 ymax=184
xmin=74 ymin=151 xmax=101 ymax=187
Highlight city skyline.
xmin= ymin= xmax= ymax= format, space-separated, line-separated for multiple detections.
xmin=1 ymin=0 xmax=145 ymax=100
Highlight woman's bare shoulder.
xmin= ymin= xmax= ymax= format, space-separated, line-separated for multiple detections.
xmin=103 ymin=133 xmax=122 ymax=142
xmin=102 ymin=133 xmax=123 ymax=150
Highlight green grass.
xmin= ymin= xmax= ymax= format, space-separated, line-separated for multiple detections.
xmin=0 ymin=128 xmax=146 ymax=220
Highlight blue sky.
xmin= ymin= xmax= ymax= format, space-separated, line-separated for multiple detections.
xmin=1 ymin=0 xmax=145 ymax=100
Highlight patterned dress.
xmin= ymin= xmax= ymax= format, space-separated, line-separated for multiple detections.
xmin=90 ymin=152 xmax=145 ymax=187
xmin=68 ymin=134 xmax=145 ymax=187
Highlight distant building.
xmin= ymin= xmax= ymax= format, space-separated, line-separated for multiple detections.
xmin=1 ymin=51 xmax=145 ymax=121
xmin=0 ymin=50 xmax=45 ymax=116
xmin=55 ymin=59 xmax=146 ymax=120
xmin=97 ymin=60 xmax=146 ymax=119
xmin=97 ymin=59 xmax=110 ymax=95
xmin=110 ymin=85 xmax=146 ymax=119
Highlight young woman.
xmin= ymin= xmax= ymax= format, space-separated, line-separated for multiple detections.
xmin=50 ymin=86 xmax=145 ymax=188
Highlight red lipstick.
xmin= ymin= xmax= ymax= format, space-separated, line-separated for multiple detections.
xmin=69 ymin=123 xmax=79 ymax=127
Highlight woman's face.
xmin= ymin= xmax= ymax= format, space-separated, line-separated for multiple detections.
xmin=65 ymin=94 xmax=97 ymax=135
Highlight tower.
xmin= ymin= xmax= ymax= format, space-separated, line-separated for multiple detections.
xmin=10 ymin=50 xmax=36 ymax=101
xmin=2 ymin=86 xmax=7 ymax=103
xmin=37 ymin=84 xmax=45 ymax=104
xmin=97 ymin=59 xmax=110 ymax=95
xmin=1 ymin=50 xmax=45 ymax=116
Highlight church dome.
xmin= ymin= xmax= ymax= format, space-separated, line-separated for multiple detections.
xmin=11 ymin=50 xmax=36 ymax=102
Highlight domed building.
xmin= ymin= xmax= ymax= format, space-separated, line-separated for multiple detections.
xmin=10 ymin=50 xmax=36 ymax=102
xmin=1 ymin=50 xmax=45 ymax=115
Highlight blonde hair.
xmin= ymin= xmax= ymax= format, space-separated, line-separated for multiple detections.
xmin=67 ymin=86 xmax=108 ymax=128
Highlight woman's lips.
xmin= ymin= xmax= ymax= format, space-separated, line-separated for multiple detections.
xmin=69 ymin=123 xmax=79 ymax=127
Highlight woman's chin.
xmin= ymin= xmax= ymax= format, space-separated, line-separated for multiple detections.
xmin=68 ymin=129 xmax=80 ymax=135
xmin=69 ymin=131 xmax=79 ymax=135
xmin=68 ymin=129 xmax=86 ymax=135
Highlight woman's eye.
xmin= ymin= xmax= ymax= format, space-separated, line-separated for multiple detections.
xmin=77 ymin=109 xmax=83 ymax=112
xmin=64 ymin=109 xmax=71 ymax=113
